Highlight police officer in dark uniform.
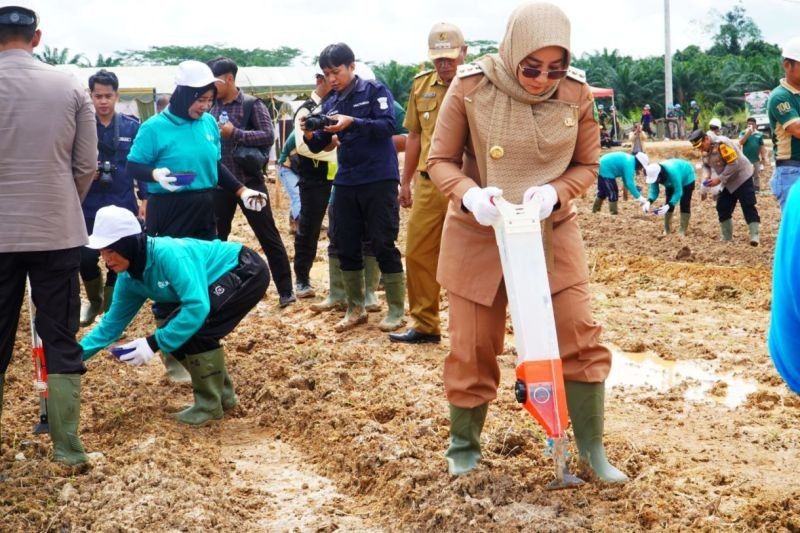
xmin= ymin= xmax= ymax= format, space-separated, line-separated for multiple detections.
xmin=303 ymin=43 xmax=406 ymax=333
xmin=79 ymin=69 xmax=145 ymax=327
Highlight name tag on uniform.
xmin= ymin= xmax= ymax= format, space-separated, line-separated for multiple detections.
xmin=119 ymin=136 xmax=132 ymax=142
xmin=422 ymin=92 xmax=436 ymax=98
xmin=353 ymin=101 xmax=369 ymax=108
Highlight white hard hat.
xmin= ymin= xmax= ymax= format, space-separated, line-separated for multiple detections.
xmin=87 ymin=206 xmax=142 ymax=249
xmin=645 ymin=163 xmax=661 ymax=184
xmin=782 ymin=37 xmax=800 ymax=62
xmin=635 ymin=152 xmax=650 ymax=168
xmin=709 ymin=117 xmax=722 ymax=129
xmin=174 ymin=60 xmax=219 ymax=88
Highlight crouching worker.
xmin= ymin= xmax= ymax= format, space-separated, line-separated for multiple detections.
xmin=79 ymin=206 xmax=269 ymax=425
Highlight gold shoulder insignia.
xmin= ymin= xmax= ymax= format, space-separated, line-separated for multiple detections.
xmin=566 ymin=66 xmax=587 ymax=83
xmin=457 ymin=63 xmax=483 ymax=79
xmin=414 ymin=69 xmax=434 ymax=79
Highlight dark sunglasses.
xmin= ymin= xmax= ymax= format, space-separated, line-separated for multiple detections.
xmin=517 ymin=65 xmax=568 ymax=80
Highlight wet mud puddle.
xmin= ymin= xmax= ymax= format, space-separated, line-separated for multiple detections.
xmin=607 ymin=348 xmax=759 ymax=408
xmin=221 ymin=426 xmax=382 ymax=531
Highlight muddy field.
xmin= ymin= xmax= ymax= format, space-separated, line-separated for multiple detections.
xmin=2 ymin=141 xmax=799 ymax=531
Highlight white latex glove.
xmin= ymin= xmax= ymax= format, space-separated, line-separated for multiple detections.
xmin=118 ymin=337 xmax=155 ymax=367
xmin=637 ymin=196 xmax=651 ymax=214
xmin=462 ymin=186 xmax=503 ymax=226
xmin=152 ymin=167 xmax=181 ymax=192
xmin=522 ymin=184 xmax=558 ymax=220
xmin=240 ymin=188 xmax=268 ymax=212
xmin=652 ymin=204 xmax=670 ymax=216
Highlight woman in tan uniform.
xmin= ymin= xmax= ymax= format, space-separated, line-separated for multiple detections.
xmin=427 ymin=2 xmax=626 ymax=482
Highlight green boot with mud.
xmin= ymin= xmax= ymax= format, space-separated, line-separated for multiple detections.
xmin=748 ymin=221 xmax=760 ymax=246
xmin=592 ymin=197 xmax=603 ymax=213
xmin=608 ymin=201 xmax=619 ymax=215
xmin=79 ymin=277 xmax=104 ymax=327
xmin=378 ymin=272 xmax=406 ymax=332
xmin=175 ymin=349 xmax=225 ymax=425
xmin=678 ymin=212 xmax=691 ymax=236
xmin=364 ymin=255 xmax=382 ymax=312
xmin=221 ymin=366 xmax=238 ymax=411
xmin=445 ymin=403 xmax=488 ymax=476
xmin=663 ymin=211 xmax=674 ymax=235
xmin=47 ymin=374 xmax=89 ymax=465
xmin=310 ymin=256 xmax=346 ymax=313
xmin=156 ymin=319 xmax=191 ymax=383
xmin=335 ymin=270 xmax=368 ymax=333
xmin=720 ymin=218 xmax=733 ymax=242
xmin=102 ymin=285 xmax=114 ymax=313
xmin=565 ymin=381 xmax=628 ymax=483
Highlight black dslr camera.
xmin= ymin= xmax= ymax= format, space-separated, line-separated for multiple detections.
xmin=98 ymin=161 xmax=116 ymax=188
xmin=304 ymin=113 xmax=336 ymax=132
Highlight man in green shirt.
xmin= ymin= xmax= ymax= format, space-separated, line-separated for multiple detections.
xmin=739 ymin=117 xmax=769 ymax=193
xmin=768 ymin=37 xmax=800 ymax=209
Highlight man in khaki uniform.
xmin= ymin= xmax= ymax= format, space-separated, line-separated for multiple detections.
xmin=389 ymin=23 xmax=467 ymax=344
xmin=0 ymin=5 xmax=97 ymax=465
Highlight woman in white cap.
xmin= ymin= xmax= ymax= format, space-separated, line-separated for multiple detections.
xmin=428 ymin=2 xmax=626 ymax=482
xmin=79 ymin=206 xmax=269 ymax=425
xmin=126 ymin=60 xmax=267 ymax=380
xmin=643 ymin=159 xmax=696 ymax=236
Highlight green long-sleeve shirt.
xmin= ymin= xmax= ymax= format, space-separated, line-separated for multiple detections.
xmin=647 ymin=159 xmax=696 ymax=207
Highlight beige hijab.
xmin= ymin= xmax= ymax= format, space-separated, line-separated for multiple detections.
xmin=472 ymin=2 xmax=579 ymax=202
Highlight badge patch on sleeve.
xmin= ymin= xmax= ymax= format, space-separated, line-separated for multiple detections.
xmin=377 ymin=97 xmax=388 ymax=110
xmin=719 ymin=143 xmax=738 ymax=164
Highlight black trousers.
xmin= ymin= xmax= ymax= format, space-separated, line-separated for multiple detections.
xmin=80 ymin=217 xmax=117 ymax=286
xmin=332 ymin=180 xmax=402 ymax=273
xmin=214 ymin=180 xmax=293 ymax=297
xmin=169 ymin=247 xmax=269 ymax=357
xmin=716 ymin=176 xmax=760 ymax=223
xmin=664 ymin=183 xmax=695 ymax=213
xmin=326 ymin=186 xmax=375 ymax=258
xmin=0 ymin=248 xmax=85 ymax=375
xmin=293 ymin=178 xmax=333 ymax=284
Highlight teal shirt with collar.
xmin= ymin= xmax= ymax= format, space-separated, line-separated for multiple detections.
xmin=598 ymin=152 xmax=642 ymax=199
xmin=79 ymin=236 xmax=242 ymax=360
xmin=647 ymin=159 xmax=696 ymax=207
xmin=127 ymin=108 xmax=221 ymax=194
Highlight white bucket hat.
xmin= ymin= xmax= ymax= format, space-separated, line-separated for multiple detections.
xmin=635 ymin=152 xmax=649 ymax=168
xmin=87 ymin=206 xmax=142 ymax=249
xmin=174 ymin=60 xmax=219 ymax=88
xmin=709 ymin=117 xmax=722 ymax=129
xmin=645 ymin=163 xmax=662 ymax=184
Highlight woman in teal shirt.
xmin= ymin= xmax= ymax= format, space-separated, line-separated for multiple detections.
xmin=644 ymin=159 xmax=697 ymax=235
xmin=80 ymin=206 xmax=269 ymax=425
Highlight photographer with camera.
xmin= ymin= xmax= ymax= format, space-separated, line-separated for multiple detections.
xmin=206 ymin=57 xmax=295 ymax=308
xmin=79 ymin=69 xmax=145 ymax=327
xmin=302 ymin=43 xmax=406 ymax=333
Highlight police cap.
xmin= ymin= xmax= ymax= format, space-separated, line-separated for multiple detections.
xmin=0 ymin=6 xmax=38 ymax=27
xmin=688 ymin=129 xmax=706 ymax=148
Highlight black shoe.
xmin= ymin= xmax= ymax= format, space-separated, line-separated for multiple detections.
xmin=295 ymin=282 xmax=315 ymax=298
xmin=279 ymin=293 xmax=296 ymax=308
xmin=388 ymin=328 xmax=441 ymax=344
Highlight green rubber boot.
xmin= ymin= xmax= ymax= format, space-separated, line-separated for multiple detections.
xmin=592 ymin=197 xmax=603 ymax=213
xmin=378 ymin=272 xmax=406 ymax=332
xmin=748 ymin=222 xmax=760 ymax=247
xmin=608 ymin=201 xmax=619 ymax=215
xmin=47 ymin=374 xmax=89 ymax=465
xmin=155 ymin=319 xmax=191 ymax=384
xmin=79 ymin=277 xmax=104 ymax=327
xmin=175 ymin=349 xmax=225 ymax=425
xmin=679 ymin=212 xmax=691 ymax=236
xmin=335 ymin=270 xmax=368 ymax=333
xmin=663 ymin=211 xmax=674 ymax=234
xmin=720 ymin=219 xmax=733 ymax=242
xmin=310 ymin=256 xmax=346 ymax=313
xmin=565 ymin=381 xmax=628 ymax=483
xmin=364 ymin=256 xmax=381 ymax=312
xmin=102 ymin=285 xmax=114 ymax=313
xmin=445 ymin=403 xmax=488 ymax=476
xmin=221 ymin=366 xmax=238 ymax=411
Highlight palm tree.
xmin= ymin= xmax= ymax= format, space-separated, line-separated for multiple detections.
xmin=35 ymin=46 xmax=88 ymax=66
xmin=93 ymin=54 xmax=122 ymax=67
xmin=371 ymin=61 xmax=419 ymax=106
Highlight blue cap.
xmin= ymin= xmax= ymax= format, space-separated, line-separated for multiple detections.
xmin=0 ymin=6 xmax=37 ymax=27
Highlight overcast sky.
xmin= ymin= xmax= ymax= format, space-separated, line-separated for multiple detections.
xmin=23 ymin=0 xmax=800 ymax=65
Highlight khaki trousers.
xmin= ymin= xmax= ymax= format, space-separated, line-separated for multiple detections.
xmin=405 ymin=174 xmax=449 ymax=334
xmin=444 ymin=281 xmax=612 ymax=408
